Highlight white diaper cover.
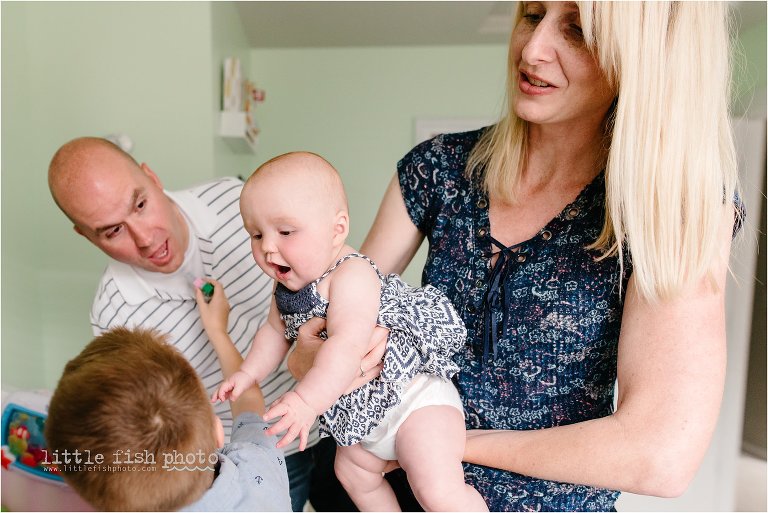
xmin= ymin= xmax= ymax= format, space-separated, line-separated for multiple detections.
xmin=359 ymin=374 xmax=464 ymax=461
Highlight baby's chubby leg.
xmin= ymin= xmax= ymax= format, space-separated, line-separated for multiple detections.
xmin=334 ymin=443 xmax=401 ymax=512
xmin=396 ymin=405 xmax=488 ymax=512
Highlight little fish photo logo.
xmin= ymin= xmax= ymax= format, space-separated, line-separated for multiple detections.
xmin=161 ymin=449 xmax=217 ymax=472
xmin=44 ymin=448 xmax=217 ymax=472
xmin=44 ymin=449 xmax=158 ymax=473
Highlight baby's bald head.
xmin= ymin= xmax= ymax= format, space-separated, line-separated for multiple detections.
xmin=240 ymin=152 xmax=351 ymax=288
xmin=243 ymin=152 xmax=348 ymax=215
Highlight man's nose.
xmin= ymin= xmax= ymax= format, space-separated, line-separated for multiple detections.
xmin=128 ymin=223 xmax=153 ymax=248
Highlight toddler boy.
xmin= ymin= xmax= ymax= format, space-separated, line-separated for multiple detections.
xmin=45 ymin=322 xmax=291 ymax=511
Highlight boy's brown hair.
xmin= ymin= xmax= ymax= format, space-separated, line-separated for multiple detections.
xmin=45 ymin=327 xmax=218 ymax=511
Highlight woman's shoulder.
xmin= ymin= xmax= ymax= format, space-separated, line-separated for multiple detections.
xmin=396 ymin=126 xmax=493 ymax=229
xmin=397 ymin=127 xmax=488 ymax=192
xmin=400 ymin=127 xmax=489 ymax=167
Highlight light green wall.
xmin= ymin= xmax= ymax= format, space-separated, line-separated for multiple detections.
xmin=1 ymin=3 xmax=507 ymax=389
xmin=732 ymin=19 xmax=767 ymax=117
xmin=2 ymin=2 xmax=43 ymax=389
xmin=1 ymin=1 xmax=221 ymax=388
xmin=737 ymin=19 xmax=767 ymax=456
xmin=250 ymin=45 xmax=508 ymax=283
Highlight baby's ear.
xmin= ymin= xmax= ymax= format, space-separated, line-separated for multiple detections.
xmin=333 ymin=210 xmax=350 ymax=243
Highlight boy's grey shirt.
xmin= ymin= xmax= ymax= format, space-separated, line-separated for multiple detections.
xmin=183 ymin=413 xmax=291 ymax=512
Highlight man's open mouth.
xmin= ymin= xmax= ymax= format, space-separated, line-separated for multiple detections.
xmin=148 ymin=240 xmax=170 ymax=263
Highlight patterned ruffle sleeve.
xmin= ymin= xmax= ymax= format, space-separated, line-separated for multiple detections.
xmin=396 ymin=138 xmax=442 ymax=234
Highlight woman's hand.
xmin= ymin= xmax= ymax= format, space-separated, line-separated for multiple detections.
xmin=343 ymin=332 xmax=387 ymax=394
xmin=463 ymin=429 xmax=494 ymax=463
xmin=287 ymin=317 xmax=326 ymax=380
xmin=194 ymin=278 xmax=230 ymax=337
xmin=465 ymin=429 xmax=492 ymax=439
xmin=288 ymin=317 xmax=389 ymax=392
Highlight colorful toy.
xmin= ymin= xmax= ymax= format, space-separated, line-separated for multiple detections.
xmin=2 ymin=401 xmax=60 ymax=481
xmin=1 ymin=389 xmax=92 ymax=511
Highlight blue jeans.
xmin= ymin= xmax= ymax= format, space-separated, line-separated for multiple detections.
xmin=285 ymin=450 xmax=312 ymax=512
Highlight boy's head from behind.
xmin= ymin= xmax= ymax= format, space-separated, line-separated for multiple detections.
xmin=45 ymin=327 xmax=222 ymax=511
xmin=241 ymin=151 xmax=350 ymax=291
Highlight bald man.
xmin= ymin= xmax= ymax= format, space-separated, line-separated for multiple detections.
xmin=48 ymin=137 xmax=356 ymax=512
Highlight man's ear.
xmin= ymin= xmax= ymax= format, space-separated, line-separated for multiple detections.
xmin=140 ymin=163 xmax=163 ymax=189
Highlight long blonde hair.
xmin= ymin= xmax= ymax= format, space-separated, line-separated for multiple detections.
xmin=467 ymin=1 xmax=739 ymax=301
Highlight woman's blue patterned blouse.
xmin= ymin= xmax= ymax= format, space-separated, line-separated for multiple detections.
xmin=397 ymin=128 xmax=630 ymax=512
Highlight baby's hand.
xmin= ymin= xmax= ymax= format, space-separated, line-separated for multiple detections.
xmin=194 ymin=278 xmax=230 ymax=337
xmin=263 ymin=391 xmax=317 ymax=451
xmin=212 ymin=370 xmax=256 ymax=403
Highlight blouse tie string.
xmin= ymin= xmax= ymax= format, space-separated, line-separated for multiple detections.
xmin=481 ymin=235 xmax=519 ymax=364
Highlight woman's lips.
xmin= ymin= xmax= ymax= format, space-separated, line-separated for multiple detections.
xmin=519 ymin=72 xmax=558 ymax=96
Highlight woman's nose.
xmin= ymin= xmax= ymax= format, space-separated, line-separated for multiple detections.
xmin=520 ymin=19 xmax=558 ymax=66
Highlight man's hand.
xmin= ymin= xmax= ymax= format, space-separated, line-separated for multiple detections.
xmin=263 ymin=391 xmax=317 ymax=451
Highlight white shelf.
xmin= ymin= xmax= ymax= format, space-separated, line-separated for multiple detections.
xmin=218 ymin=111 xmax=258 ymax=153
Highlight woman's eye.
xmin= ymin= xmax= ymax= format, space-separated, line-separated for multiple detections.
xmin=137 ymin=199 xmax=146 ymax=210
xmin=252 ymin=234 xmax=262 ymax=240
xmin=523 ymin=13 xmax=543 ymax=23
xmin=279 ymin=231 xmax=292 ymax=236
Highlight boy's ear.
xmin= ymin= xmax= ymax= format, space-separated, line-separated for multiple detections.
xmin=332 ymin=210 xmax=349 ymax=245
xmin=214 ymin=415 xmax=225 ymax=449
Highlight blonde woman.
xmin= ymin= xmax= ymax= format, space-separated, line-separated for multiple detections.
xmin=350 ymin=2 xmax=742 ymax=511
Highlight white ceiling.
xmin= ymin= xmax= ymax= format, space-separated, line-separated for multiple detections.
xmin=236 ymin=1 xmax=766 ymax=48
xmin=236 ymin=1 xmax=514 ymax=48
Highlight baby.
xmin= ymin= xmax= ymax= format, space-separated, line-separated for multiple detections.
xmin=209 ymin=152 xmax=487 ymax=511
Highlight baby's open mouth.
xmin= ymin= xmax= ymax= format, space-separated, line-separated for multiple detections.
xmin=271 ymin=263 xmax=291 ymax=275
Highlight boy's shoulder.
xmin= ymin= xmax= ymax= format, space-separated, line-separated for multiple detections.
xmin=182 ymin=413 xmax=291 ymax=512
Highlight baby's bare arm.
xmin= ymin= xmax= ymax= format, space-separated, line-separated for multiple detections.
xmin=294 ymin=258 xmax=382 ymax=414
xmin=241 ymin=298 xmax=291 ymax=383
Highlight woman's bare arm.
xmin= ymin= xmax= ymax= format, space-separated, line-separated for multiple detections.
xmin=360 ymin=173 xmax=424 ymax=275
xmin=463 ymin=214 xmax=734 ymax=497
